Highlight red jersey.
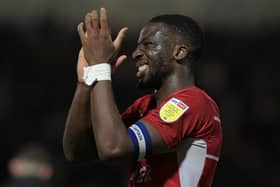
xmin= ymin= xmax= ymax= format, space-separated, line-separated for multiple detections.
xmin=122 ymin=86 xmax=222 ymax=187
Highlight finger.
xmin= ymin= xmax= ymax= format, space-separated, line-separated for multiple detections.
xmin=113 ymin=55 xmax=127 ymax=71
xmin=78 ymin=48 xmax=89 ymax=66
xmin=77 ymin=22 xmax=86 ymax=43
xmin=85 ymin=14 xmax=92 ymax=32
xmin=91 ymin=10 xmax=99 ymax=34
xmin=113 ymin=27 xmax=128 ymax=50
xmin=100 ymin=8 xmax=110 ymax=34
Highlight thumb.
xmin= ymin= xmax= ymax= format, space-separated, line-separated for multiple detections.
xmin=78 ymin=48 xmax=84 ymax=58
xmin=113 ymin=27 xmax=128 ymax=50
xmin=113 ymin=55 xmax=127 ymax=72
xmin=78 ymin=48 xmax=88 ymax=67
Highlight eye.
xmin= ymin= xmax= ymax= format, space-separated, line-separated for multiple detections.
xmin=143 ymin=41 xmax=154 ymax=47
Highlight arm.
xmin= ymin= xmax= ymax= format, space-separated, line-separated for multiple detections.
xmin=63 ymin=17 xmax=127 ymax=161
xmin=63 ymin=49 xmax=98 ymax=161
xmin=90 ymin=81 xmax=133 ymax=160
xmin=78 ymin=8 xmax=167 ymax=162
xmin=90 ymin=81 xmax=166 ymax=160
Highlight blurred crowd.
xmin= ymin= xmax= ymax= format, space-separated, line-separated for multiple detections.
xmin=0 ymin=17 xmax=279 ymax=187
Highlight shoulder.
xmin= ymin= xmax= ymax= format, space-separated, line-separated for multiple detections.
xmin=166 ymin=86 xmax=218 ymax=108
xmin=161 ymin=86 xmax=220 ymax=119
xmin=182 ymin=86 xmax=217 ymax=107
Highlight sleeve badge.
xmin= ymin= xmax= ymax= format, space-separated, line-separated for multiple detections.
xmin=159 ymin=97 xmax=189 ymax=123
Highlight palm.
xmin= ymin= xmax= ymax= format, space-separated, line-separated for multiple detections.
xmin=77 ymin=8 xmax=128 ymax=70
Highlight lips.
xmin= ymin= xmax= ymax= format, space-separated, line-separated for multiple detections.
xmin=137 ymin=64 xmax=149 ymax=77
xmin=136 ymin=61 xmax=149 ymax=78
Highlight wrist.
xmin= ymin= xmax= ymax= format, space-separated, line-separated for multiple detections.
xmin=77 ymin=82 xmax=92 ymax=91
xmin=88 ymin=60 xmax=109 ymax=66
xmin=83 ymin=63 xmax=111 ymax=86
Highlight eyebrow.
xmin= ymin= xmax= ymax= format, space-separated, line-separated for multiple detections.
xmin=138 ymin=37 xmax=152 ymax=44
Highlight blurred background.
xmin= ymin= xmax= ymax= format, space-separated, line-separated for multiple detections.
xmin=0 ymin=0 xmax=279 ymax=186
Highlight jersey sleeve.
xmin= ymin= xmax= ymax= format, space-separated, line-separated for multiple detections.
xmin=121 ymin=102 xmax=140 ymax=127
xmin=142 ymin=89 xmax=216 ymax=148
xmin=122 ymin=94 xmax=154 ymax=127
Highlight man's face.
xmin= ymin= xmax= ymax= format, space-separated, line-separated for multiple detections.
xmin=132 ymin=23 xmax=174 ymax=89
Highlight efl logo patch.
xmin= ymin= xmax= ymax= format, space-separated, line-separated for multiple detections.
xmin=159 ymin=98 xmax=189 ymax=123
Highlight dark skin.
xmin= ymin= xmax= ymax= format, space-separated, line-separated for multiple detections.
xmin=63 ymin=8 xmax=194 ymax=161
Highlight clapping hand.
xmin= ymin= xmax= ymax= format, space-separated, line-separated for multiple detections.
xmin=77 ymin=8 xmax=128 ymax=69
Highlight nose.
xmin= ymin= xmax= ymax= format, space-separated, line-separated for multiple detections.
xmin=132 ymin=48 xmax=144 ymax=61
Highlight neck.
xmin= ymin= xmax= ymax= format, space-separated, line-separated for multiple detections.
xmin=154 ymin=66 xmax=194 ymax=106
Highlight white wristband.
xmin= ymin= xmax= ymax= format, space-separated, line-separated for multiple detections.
xmin=83 ymin=63 xmax=111 ymax=86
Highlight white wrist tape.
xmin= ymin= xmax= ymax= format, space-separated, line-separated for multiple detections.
xmin=83 ymin=63 xmax=111 ymax=86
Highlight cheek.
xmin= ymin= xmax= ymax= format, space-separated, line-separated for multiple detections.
xmin=151 ymin=45 xmax=163 ymax=57
xmin=147 ymin=49 xmax=163 ymax=64
xmin=146 ymin=46 xmax=171 ymax=70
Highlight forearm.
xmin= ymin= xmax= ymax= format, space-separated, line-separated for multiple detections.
xmin=75 ymin=8 xmax=131 ymax=161
xmin=90 ymin=81 xmax=132 ymax=160
xmin=63 ymin=83 xmax=98 ymax=161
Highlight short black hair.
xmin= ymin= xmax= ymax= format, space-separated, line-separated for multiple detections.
xmin=149 ymin=14 xmax=204 ymax=63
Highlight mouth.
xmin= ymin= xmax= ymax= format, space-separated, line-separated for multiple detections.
xmin=136 ymin=61 xmax=149 ymax=78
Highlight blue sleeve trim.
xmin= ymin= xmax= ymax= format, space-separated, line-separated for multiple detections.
xmin=135 ymin=121 xmax=153 ymax=156
xmin=128 ymin=128 xmax=139 ymax=160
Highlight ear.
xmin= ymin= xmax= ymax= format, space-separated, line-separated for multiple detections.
xmin=173 ymin=45 xmax=188 ymax=61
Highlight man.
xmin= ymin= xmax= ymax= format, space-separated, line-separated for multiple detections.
xmin=63 ymin=8 xmax=222 ymax=187
xmin=1 ymin=144 xmax=53 ymax=187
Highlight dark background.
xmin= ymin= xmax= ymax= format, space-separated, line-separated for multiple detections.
xmin=0 ymin=1 xmax=279 ymax=186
